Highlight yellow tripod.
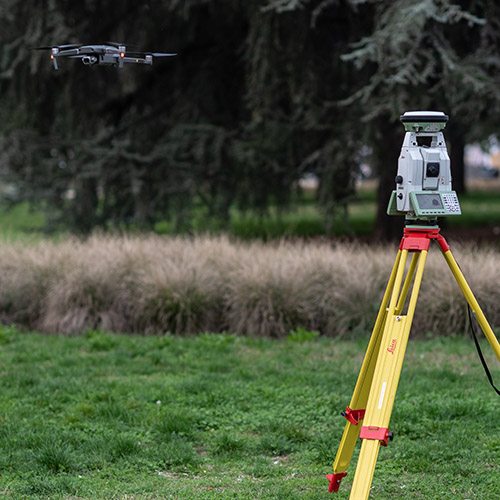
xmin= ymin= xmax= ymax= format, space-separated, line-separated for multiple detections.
xmin=327 ymin=225 xmax=500 ymax=499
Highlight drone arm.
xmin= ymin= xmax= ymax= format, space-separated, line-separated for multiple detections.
xmin=118 ymin=45 xmax=126 ymax=68
xmin=57 ymin=48 xmax=80 ymax=57
xmin=121 ymin=56 xmax=152 ymax=65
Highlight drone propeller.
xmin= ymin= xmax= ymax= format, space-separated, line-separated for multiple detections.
xmin=56 ymin=43 xmax=83 ymax=49
xmin=126 ymin=51 xmax=177 ymax=58
xmin=149 ymin=52 xmax=177 ymax=57
xmin=105 ymin=41 xmax=139 ymax=48
xmin=33 ymin=43 xmax=83 ymax=50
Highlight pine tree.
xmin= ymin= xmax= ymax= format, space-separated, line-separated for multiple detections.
xmin=339 ymin=0 xmax=500 ymax=238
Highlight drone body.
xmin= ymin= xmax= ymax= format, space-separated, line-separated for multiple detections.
xmin=35 ymin=42 xmax=176 ymax=70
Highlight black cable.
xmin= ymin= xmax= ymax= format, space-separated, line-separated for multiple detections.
xmin=467 ymin=305 xmax=500 ymax=397
xmin=432 ymin=239 xmax=500 ymax=395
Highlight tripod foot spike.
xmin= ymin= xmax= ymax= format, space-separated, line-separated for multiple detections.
xmin=326 ymin=472 xmax=347 ymax=493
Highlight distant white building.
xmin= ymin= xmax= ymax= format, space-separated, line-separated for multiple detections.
xmin=464 ymin=138 xmax=500 ymax=178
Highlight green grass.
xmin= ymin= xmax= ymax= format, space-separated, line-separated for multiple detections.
xmin=447 ymin=190 xmax=500 ymax=229
xmin=227 ymin=185 xmax=500 ymax=239
xmin=0 ymin=203 xmax=46 ymax=241
xmin=107 ymin=186 xmax=500 ymax=239
xmin=2 ymin=185 xmax=500 ymax=240
xmin=229 ymin=201 xmax=376 ymax=239
xmin=0 ymin=327 xmax=499 ymax=498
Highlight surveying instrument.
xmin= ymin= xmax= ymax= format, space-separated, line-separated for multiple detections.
xmin=326 ymin=111 xmax=500 ymax=499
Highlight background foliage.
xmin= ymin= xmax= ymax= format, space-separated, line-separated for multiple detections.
xmin=1 ymin=1 xmax=500 ymax=237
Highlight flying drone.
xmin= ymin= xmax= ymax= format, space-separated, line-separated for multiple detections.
xmin=35 ymin=42 xmax=176 ymax=70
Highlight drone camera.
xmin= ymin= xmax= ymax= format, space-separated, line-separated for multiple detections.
xmin=387 ymin=111 xmax=461 ymax=220
xmin=82 ymin=56 xmax=97 ymax=66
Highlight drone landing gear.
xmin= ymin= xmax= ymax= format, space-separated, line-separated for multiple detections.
xmin=327 ymin=226 xmax=500 ymax=499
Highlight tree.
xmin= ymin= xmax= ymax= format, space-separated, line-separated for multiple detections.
xmin=0 ymin=0 xmax=371 ymax=235
xmin=0 ymin=0 xmax=250 ymax=233
xmin=243 ymin=0 xmax=372 ymax=232
xmin=339 ymin=0 xmax=500 ymax=238
xmin=3 ymin=0 xmax=500 ymax=238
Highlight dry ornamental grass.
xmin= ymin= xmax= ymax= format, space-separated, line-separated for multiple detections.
xmin=0 ymin=234 xmax=497 ymax=337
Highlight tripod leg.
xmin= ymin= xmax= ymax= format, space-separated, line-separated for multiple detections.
xmin=349 ymin=249 xmax=428 ymax=500
xmin=442 ymin=248 xmax=500 ymax=363
xmin=395 ymin=252 xmax=420 ymax=315
xmin=328 ymin=250 xmax=403 ymax=492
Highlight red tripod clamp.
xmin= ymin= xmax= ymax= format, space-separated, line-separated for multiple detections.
xmin=400 ymin=227 xmax=450 ymax=253
xmin=359 ymin=425 xmax=393 ymax=447
xmin=341 ymin=406 xmax=366 ymax=426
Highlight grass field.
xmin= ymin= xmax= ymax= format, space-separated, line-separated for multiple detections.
xmin=3 ymin=182 xmax=500 ymax=241
xmin=228 ymin=181 xmax=500 ymax=239
xmin=0 ymin=328 xmax=499 ymax=499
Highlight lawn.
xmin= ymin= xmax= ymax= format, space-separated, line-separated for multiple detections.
xmin=2 ymin=182 xmax=500 ymax=240
xmin=228 ymin=181 xmax=500 ymax=239
xmin=0 ymin=328 xmax=499 ymax=499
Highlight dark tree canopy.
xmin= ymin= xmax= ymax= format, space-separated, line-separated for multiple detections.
xmin=1 ymin=0 xmax=500 ymax=236
xmin=337 ymin=0 xmax=500 ymax=237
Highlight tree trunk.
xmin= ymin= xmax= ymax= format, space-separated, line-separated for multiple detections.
xmin=372 ymin=116 xmax=405 ymax=241
xmin=73 ymin=177 xmax=98 ymax=235
xmin=447 ymin=124 xmax=466 ymax=195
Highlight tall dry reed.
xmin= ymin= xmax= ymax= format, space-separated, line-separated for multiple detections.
xmin=0 ymin=234 xmax=497 ymax=337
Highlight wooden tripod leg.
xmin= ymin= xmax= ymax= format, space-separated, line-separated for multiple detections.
xmin=349 ymin=249 xmax=428 ymax=500
xmin=327 ymin=250 xmax=403 ymax=493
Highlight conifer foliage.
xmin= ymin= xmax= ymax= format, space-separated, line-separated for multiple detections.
xmin=0 ymin=1 xmax=499 ymax=235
